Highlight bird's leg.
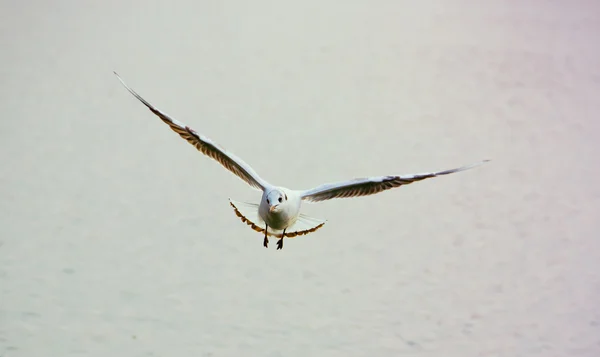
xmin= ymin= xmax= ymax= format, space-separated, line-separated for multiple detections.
xmin=263 ymin=225 xmax=269 ymax=248
xmin=276 ymin=229 xmax=286 ymax=250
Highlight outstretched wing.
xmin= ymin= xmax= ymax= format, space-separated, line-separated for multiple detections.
xmin=300 ymin=160 xmax=489 ymax=202
xmin=114 ymin=72 xmax=269 ymax=191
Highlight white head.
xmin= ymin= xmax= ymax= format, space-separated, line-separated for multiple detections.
xmin=266 ymin=189 xmax=288 ymax=213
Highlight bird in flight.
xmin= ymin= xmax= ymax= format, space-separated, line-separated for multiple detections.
xmin=114 ymin=72 xmax=489 ymax=250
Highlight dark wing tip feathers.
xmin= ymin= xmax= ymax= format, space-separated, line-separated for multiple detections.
xmin=115 ymin=74 xmax=151 ymax=108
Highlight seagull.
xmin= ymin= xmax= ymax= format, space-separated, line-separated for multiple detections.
xmin=114 ymin=72 xmax=489 ymax=250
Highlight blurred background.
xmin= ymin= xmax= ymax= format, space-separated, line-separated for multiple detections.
xmin=1 ymin=0 xmax=599 ymax=356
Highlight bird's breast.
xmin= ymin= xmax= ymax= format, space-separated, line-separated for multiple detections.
xmin=261 ymin=205 xmax=298 ymax=230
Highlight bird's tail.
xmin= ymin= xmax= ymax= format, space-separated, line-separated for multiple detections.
xmin=229 ymin=199 xmax=326 ymax=238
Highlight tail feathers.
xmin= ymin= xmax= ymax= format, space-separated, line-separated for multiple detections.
xmin=229 ymin=200 xmax=265 ymax=235
xmin=284 ymin=213 xmax=326 ymax=237
xmin=229 ymin=199 xmax=326 ymax=238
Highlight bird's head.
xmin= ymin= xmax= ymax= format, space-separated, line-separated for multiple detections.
xmin=266 ymin=189 xmax=287 ymax=213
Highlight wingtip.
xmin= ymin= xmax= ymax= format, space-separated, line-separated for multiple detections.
xmin=113 ymin=71 xmax=125 ymax=83
xmin=454 ymin=159 xmax=490 ymax=173
xmin=113 ymin=72 xmax=131 ymax=91
xmin=472 ymin=159 xmax=491 ymax=168
xmin=473 ymin=159 xmax=490 ymax=166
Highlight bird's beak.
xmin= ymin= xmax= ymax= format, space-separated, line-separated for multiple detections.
xmin=269 ymin=205 xmax=279 ymax=213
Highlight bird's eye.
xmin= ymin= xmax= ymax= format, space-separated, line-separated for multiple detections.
xmin=278 ymin=197 xmax=282 ymax=203
xmin=267 ymin=199 xmax=270 ymax=204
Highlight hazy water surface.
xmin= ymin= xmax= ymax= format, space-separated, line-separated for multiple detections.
xmin=1 ymin=1 xmax=599 ymax=356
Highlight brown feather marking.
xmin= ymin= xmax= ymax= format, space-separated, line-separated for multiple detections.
xmin=229 ymin=202 xmax=325 ymax=238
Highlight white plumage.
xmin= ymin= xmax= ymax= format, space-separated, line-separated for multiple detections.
xmin=114 ymin=72 xmax=489 ymax=250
